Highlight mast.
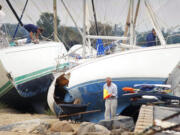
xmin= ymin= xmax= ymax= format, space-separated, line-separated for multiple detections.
xmin=91 ymin=0 xmax=99 ymax=35
xmin=129 ymin=0 xmax=134 ymax=46
xmin=53 ymin=0 xmax=58 ymax=42
xmin=82 ymin=0 xmax=86 ymax=58
xmin=134 ymin=0 xmax=140 ymax=26
xmin=123 ymin=1 xmax=131 ymax=44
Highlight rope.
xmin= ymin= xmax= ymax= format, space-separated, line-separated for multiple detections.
xmin=30 ymin=0 xmax=70 ymax=48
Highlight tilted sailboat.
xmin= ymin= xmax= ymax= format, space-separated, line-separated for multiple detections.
xmin=47 ymin=0 xmax=180 ymax=122
xmin=0 ymin=0 xmax=68 ymax=112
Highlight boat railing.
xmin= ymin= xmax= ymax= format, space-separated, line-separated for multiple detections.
xmin=166 ymin=34 xmax=180 ymax=44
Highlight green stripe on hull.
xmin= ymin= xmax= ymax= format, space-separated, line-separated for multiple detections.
xmin=14 ymin=66 xmax=54 ymax=82
xmin=0 ymin=63 xmax=69 ymax=97
xmin=0 ymin=81 xmax=13 ymax=97
xmin=14 ymin=63 xmax=69 ymax=85
xmin=15 ymin=71 xmax=51 ymax=85
xmin=0 ymin=81 xmax=11 ymax=92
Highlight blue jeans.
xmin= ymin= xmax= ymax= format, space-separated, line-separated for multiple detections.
xmin=24 ymin=30 xmax=31 ymax=44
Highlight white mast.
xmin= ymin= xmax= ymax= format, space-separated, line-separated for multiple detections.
xmin=130 ymin=0 xmax=134 ymax=46
xmin=82 ymin=0 xmax=86 ymax=58
xmin=85 ymin=1 xmax=92 ymax=54
xmin=144 ymin=0 xmax=166 ymax=46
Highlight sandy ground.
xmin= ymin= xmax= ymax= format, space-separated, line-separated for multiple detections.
xmin=0 ymin=108 xmax=68 ymax=135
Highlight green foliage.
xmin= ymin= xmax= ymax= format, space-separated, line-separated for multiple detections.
xmin=37 ymin=12 xmax=60 ymax=39
xmin=58 ymin=26 xmax=82 ymax=47
xmin=89 ymin=22 xmax=113 ymax=47
xmin=89 ymin=22 xmax=113 ymax=36
xmin=36 ymin=12 xmax=82 ymax=47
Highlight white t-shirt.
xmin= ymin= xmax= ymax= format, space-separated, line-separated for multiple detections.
xmin=103 ymin=82 xmax=118 ymax=98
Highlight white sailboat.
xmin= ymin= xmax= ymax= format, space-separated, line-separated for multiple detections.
xmin=0 ymin=1 xmax=68 ymax=112
xmin=48 ymin=0 xmax=180 ymax=121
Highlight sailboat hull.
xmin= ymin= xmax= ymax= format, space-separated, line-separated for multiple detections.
xmin=0 ymin=42 xmax=67 ymax=112
xmin=49 ymin=44 xmax=180 ymax=122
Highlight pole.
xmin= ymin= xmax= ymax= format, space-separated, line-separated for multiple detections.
xmin=134 ymin=0 xmax=140 ymax=26
xmin=13 ymin=0 xmax=29 ymax=40
xmin=82 ymin=0 xmax=86 ymax=58
xmin=129 ymin=0 xmax=134 ymax=46
xmin=53 ymin=0 xmax=58 ymax=42
xmin=123 ymin=1 xmax=131 ymax=44
xmin=91 ymin=0 xmax=98 ymax=35
xmin=6 ymin=0 xmax=23 ymax=26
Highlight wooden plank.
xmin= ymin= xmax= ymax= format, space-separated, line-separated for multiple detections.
xmin=58 ymin=109 xmax=101 ymax=118
xmin=134 ymin=105 xmax=154 ymax=133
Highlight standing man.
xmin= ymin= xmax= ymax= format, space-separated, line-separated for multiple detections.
xmin=104 ymin=77 xmax=118 ymax=120
xmin=146 ymin=29 xmax=156 ymax=47
xmin=23 ymin=24 xmax=43 ymax=44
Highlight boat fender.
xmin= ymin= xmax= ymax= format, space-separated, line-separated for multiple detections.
xmin=142 ymin=95 xmax=158 ymax=100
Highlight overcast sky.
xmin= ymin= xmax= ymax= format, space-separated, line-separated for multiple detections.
xmin=1 ymin=0 xmax=180 ymax=32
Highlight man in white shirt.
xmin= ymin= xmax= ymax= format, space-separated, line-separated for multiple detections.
xmin=104 ymin=77 xmax=118 ymax=120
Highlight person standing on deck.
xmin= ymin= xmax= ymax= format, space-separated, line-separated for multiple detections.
xmin=146 ymin=29 xmax=157 ymax=47
xmin=23 ymin=24 xmax=43 ymax=44
xmin=103 ymin=77 xmax=118 ymax=120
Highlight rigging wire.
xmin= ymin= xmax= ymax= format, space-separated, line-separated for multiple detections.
xmin=13 ymin=0 xmax=35 ymax=24
xmin=136 ymin=0 xmax=170 ymax=31
xmin=13 ymin=0 xmax=29 ymax=40
xmin=30 ymin=0 xmax=69 ymax=47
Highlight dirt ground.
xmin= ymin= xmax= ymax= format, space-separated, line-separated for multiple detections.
xmin=0 ymin=108 xmax=60 ymax=135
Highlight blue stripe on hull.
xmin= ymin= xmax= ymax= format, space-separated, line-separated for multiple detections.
xmin=56 ymin=78 xmax=166 ymax=122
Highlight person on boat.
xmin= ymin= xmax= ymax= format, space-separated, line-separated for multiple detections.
xmin=23 ymin=24 xmax=43 ymax=44
xmin=146 ymin=29 xmax=156 ymax=47
xmin=103 ymin=77 xmax=118 ymax=120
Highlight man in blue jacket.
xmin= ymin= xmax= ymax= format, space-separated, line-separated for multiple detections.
xmin=24 ymin=24 xmax=43 ymax=44
xmin=146 ymin=29 xmax=156 ymax=47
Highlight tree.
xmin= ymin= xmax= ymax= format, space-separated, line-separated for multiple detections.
xmin=58 ymin=26 xmax=82 ymax=47
xmin=89 ymin=22 xmax=113 ymax=36
xmin=89 ymin=22 xmax=113 ymax=47
xmin=37 ymin=12 xmax=60 ymax=39
xmin=37 ymin=12 xmax=82 ymax=47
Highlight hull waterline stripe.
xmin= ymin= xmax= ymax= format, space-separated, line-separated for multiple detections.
xmin=0 ymin=81 xmax=13 ymax=97
xmin=0 ymin=81 xmax=11 ymax=92
xmin=14 ymin=63 xmax=69 ymax=84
